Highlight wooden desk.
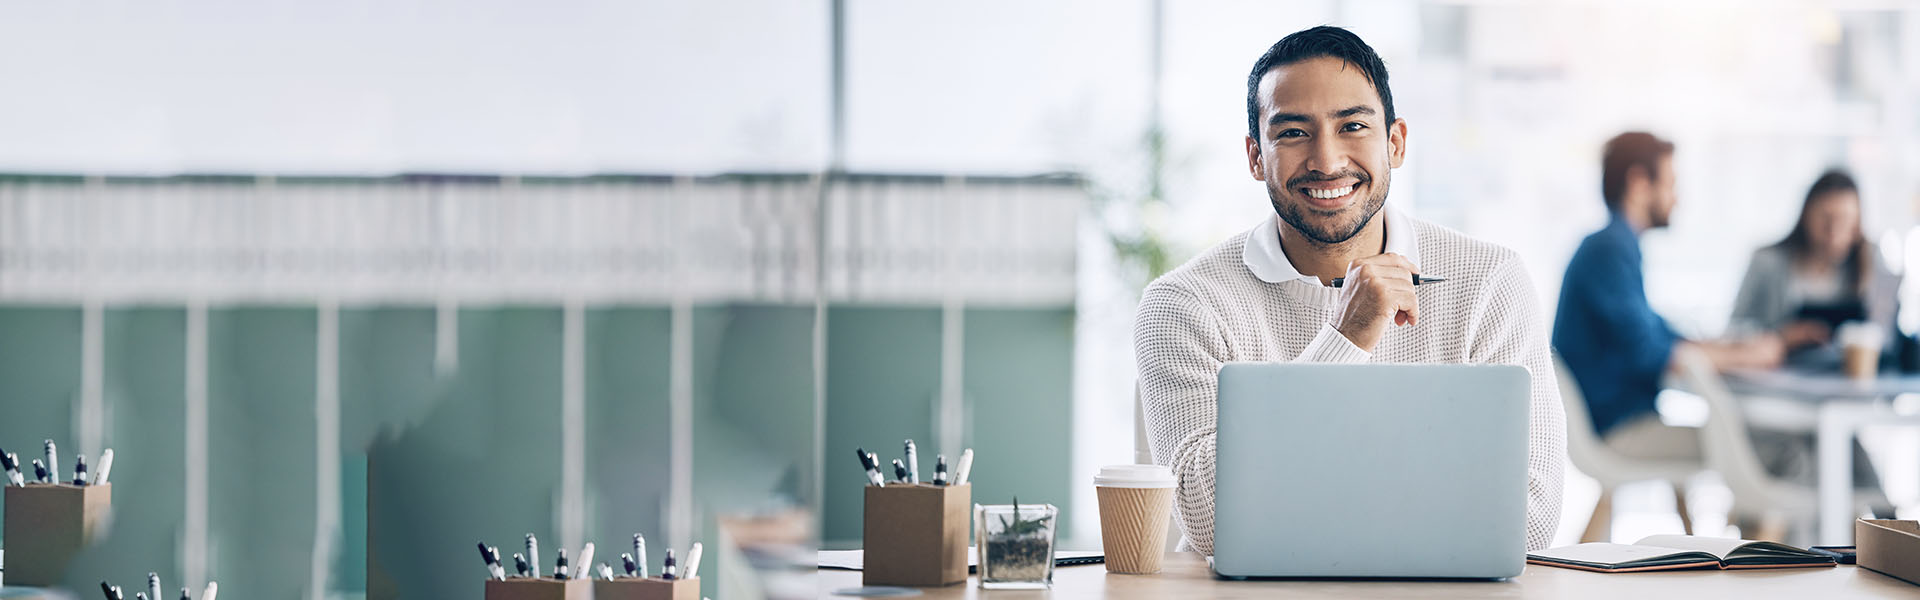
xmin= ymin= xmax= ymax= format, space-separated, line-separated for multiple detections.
xmin=820 ymin=552 xmax=1917 ymax=598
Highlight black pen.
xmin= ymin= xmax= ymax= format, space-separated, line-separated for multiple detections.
xmin=2 ymin=450 xmax=22 ymax=486
xmin=179 ymin=587 xmax=191 ymax=600
xmin=101 ymin=582 xmax=122 ymax=600
xmin=1329 ymin=274 xmax=1445 ymax=288
xmin=556 ymin=547 xmax=570 ymax=580
xmin=855 ymin=447 xmax=884 ymax=486
xmin=74 ymin=454 xmax=89 ymax=486
xmin=663 ymin=548 xmax=677 ymax=580
xmin=33 ymin=459 xmax=48 ymax=484
xmin=933 ymin=455 xmax=948 ymax=486
xmin=622 ymin=552 xmax=637 ymax=577
xmin=514 ymin=552 xmax=530 ymax=578
xmin=478 ymin=543 xmax=505 ymax=581
xmin=891 ymin=459 xmax=908 ymax=483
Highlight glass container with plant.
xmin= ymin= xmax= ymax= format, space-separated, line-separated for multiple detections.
xmin=974 ymin=499 xmax=1058 ymax=589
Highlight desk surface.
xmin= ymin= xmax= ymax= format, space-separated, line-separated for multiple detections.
xmin=820 ymin=552 xmax=1917 ymax=599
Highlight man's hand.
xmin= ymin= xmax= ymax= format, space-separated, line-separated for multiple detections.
xmin=1330 ymin=253 xmax=1420 ymax=353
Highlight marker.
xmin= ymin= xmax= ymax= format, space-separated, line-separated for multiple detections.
xmin=32 ymin=459 xmax=49 ymax=484
xmin=2 ymin=451 xmax=22 ymax=486
xmin=633 ymin=534 xmax=649 ymax=578
xmin=933 ymin=455 xmax=948 ymax=486
xmin=45 ymin=440 xmax=59 ymax=485
xmin=684 ymin=542 xmax=704 ymax=580
xmin=663 ymin=548 xmax=677 ymax=580
xmin=555 ymin=547 xmax=570 ymax=580
xmin=136 ymin=594 xmax=148 ymax=600
xmin=512 ymin=552 xmax=529 ymax=577
xmin=179 ymin=587 xmax=191 ymax=600
xmin=478 ymin=542 xmax=505 ymax=581
xmin=621 ymin=552 xmax=637 ymax=577
xmin=855 ymin=447 xmax=884 ymax=486
xmin=74 ymin=454 xmax=89 ymax=486
xmin=891 ymin=459 xmax=907 ymax=483
xmin=576 ymin=543 xmax=596 ymax=581
xmin=525 ymin=534 xmax=541 ymax=578
xmin=202 ymin=583 xmax=218 ymax=600
xmin=100 ymin=582 xmax=122 ymax=600
xmin=596 ymin=563 xmax=614 ymax=581
xmin=147 ymin=572 xmax=161 ymax=600
xmin=904 ymin=439 xmax=919 ymax=484
xmin=955 ymin=448 xmax=974 ymax=486
xmin=96 ymin=448 xmax=115 ymax=485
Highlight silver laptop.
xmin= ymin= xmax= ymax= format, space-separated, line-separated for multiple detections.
xmin=1210 ymin=362 xmax=1530 ymax=579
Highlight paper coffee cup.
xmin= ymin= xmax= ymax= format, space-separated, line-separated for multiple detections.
xmin=1837 ymin=321 xmax=1884 ymax=380
xmin=1095 ymin=464 xmax=1175 ymax=574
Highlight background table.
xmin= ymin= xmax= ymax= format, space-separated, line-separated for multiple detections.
xmin=1725 ymin=368 xmax=1920 ymax=544
xmin=821 ymin=552 xmax=1917 ymax=598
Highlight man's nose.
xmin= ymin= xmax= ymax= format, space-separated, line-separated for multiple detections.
xmin=1303 ymin=136 xmax=1348 ymax=176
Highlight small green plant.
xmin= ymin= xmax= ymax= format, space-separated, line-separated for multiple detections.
xmin=997 ymin=497 xmax=1054 ymax=537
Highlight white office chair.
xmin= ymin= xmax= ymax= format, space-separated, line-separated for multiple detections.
xmin=1554 ymin=353 xmax=1704 ymax=541
xmin=1667 ymin=345 xmax=1884 ymax=544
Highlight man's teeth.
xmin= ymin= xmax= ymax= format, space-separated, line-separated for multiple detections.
xmin=1306 ymin=185 xmax=1355 ymax=200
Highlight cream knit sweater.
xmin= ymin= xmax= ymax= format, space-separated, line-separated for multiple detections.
xmin=1134 ymin=212 xmax=1565 ymax=554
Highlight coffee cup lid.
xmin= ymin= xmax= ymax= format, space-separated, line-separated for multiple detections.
xmin=1095 ymin=464 xmax=1174 ymax=488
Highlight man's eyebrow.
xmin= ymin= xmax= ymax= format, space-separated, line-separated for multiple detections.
xmin=1335 ymin=105 xmax=1376 ymax=118
xmin=1267 ymin=112 xmax=1310 ymax=126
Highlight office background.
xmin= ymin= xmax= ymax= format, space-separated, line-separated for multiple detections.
xmin=0 ymin=1 xmax=1916 ymax=599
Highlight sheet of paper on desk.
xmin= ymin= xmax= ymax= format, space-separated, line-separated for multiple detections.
xmin=819 ymin=548 xmax=1105 ymax=571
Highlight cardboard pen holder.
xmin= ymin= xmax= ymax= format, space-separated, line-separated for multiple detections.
xmin=483 ymin=577 xmax=590 ymax=600
xmin=594 ymin=576 xmax=700 ymax=600
xmin=863 ymin=482 xmax=970 ymax=587
xmin=2 ymin=483 xmax=111 ymax=587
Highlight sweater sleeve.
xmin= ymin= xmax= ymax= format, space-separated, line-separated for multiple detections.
xmin=1134 ymin=281 xmax=1231 ymax=555
xmin=1468 ymin=254 xmax=1567 ymax=552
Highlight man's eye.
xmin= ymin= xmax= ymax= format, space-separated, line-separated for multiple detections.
xmin=1277 ymin=129 xmax=1307 ymax=139
xmin=1342 ymin=122 xmax=1368 ymax=132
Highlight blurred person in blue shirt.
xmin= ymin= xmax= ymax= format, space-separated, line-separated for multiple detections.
xmin=1553 ymin=133 xmax=1784 ymax=462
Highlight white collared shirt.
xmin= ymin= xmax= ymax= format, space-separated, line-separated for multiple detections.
xmin=1241 ymin=204 xmax=1421 ymax=285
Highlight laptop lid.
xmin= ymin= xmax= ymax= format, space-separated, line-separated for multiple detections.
xmin=1211 ymin=362 xmax=1530 ymax=579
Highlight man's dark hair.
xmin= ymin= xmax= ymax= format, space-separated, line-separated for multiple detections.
xmin=1245 ymin=26 xmax=1396 ymax=144
xmin=1600 ymin=132 xmax=1675 ymax=210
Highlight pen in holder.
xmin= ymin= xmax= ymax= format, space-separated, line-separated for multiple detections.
xmin=594 ymin=576 xmax=699 ymax=600
xmin=483 ymin=577 xmax=590 ymax=600
xmin=863 ymin=482 xmax=970 ymax=587
xmin=3 ymin=482 xmax=112 ymax=586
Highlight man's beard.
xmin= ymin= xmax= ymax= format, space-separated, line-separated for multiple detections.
xmin=1267 ymin=171 xmax=1390 ymax=246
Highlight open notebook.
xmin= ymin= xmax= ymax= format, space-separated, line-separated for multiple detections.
xmin=1528 ymin=535 xmax=1837 ymax=573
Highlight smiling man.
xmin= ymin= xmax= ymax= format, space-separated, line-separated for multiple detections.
xmin=1134 ymin=26 xmax=1565 ymax=554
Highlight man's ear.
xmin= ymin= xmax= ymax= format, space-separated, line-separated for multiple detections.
xmin=1387 ymin=118 xmax=1409 ymax=169
xmin=1245 ymin=135 xmax=1266 ymax=181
